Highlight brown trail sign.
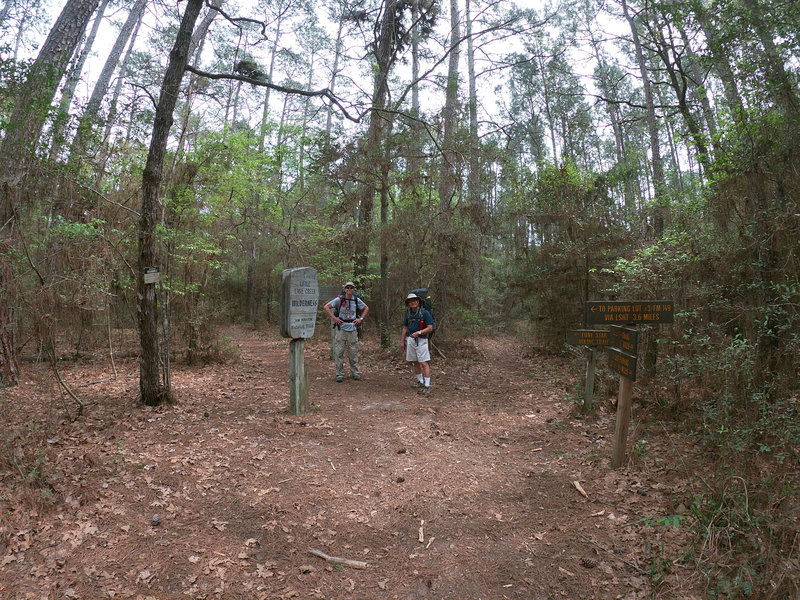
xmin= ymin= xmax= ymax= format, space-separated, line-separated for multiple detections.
xmin=609 ymin=325 xmax=638 ymax=355
xmin=608 ymin=346 xmax=637 ymax=381
xmin=585 ymin=301 xmax=674 ymax=325
xmin=582 ymin=300 xmax=674 ymax=469
xmin=567 ymin=329 xmax=610 ymax=346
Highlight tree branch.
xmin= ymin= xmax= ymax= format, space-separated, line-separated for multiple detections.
xmin=184 ymin=65 xmax=364 ymax=123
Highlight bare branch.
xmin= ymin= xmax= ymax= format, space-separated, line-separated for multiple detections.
xmin=184 ymin=65 xmax=364 ymax=123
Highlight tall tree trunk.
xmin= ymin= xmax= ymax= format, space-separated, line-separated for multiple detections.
xmin=622 ymin=0 xmax=666 ymax=237
xmin=259 ymin=10 xmax=285 ymax=151
xmin=466 ymin=0 xmax=482 ymax=295
xmin=96 ymin=11 xmax=144 ymax=186
xmin=69 ymin=0 xmax=148 ymax=174
xmin=138 ymin=0 xmax=203 ymax=406
xmin=692 ymin=1 xmax=746 ymax=128
xmin=353 ymin=0 xmax=396 ymax=280
xmin=436 ymin=0 xmax=462 ymax=333
xmin=321 ymin=14 xmax=344 ymax=206
xmin=742 ymin=0 xmax=800 ymax=121
xmin=49 ymin=0 xmax=111 ymax=161
xmin=0 ymin=0 xmax=102 ymax=229
xmin=622 ymin=0 xmax=666 ymax=377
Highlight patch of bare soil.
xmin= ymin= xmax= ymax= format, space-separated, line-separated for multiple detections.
xmin=1 ymin=325 xmax=706 ymax=599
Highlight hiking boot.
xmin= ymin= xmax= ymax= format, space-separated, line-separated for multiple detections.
xmin=419 ymin=386 xmax=431 ymax=396
xmin=336 ymin=376 xmax=343 ymax=383
xmin=353 ymin=374 xmax=361 ymax=381
xmin=410 ymin=381 xmax=423 ymax=389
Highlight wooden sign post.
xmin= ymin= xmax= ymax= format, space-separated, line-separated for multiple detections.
xmin=583 ymin=301 xmax=673 ymax=469
xmin=567 ymin=329 xmax=609 ymax=412
xmin=281 ymin=268 xmax=319 ymax=415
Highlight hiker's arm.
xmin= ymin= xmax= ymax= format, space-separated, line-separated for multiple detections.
xmin=357 ymin=301 xmax=369 ymax=323
xmin=415 ymin=311 xmax=433 ymax=337
xmin=324 ymin=302 xmax=342 ymax=326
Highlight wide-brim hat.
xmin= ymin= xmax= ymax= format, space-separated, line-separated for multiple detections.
xmin=405 ymin=293 xmax=421 ymax=304
xmin=344 ymin=281 xmax=356 ymax=288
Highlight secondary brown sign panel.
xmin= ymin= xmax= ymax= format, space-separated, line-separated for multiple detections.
xmin=608 ymin=347 xmax=637 ymax=381
xmin=609 ymin=325 xmax=638 ymax=354
xmin=585 ymin=301 xmax=674 ymax=325
xmin=567 ymin=329 xmax=610 ymax=346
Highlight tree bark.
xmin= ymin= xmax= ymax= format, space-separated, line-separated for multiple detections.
xmin=353 ymin=0 xmax=396 ymax=280
xmin=0 ymin=0 xmax=101 ymax=228
xmin=49 ymin=0 xmax=111 ymax=161
xmin=69 ymin=0 xmax=148 ymax=173
xmin=138 ymin=0 xmax=204 ymax=406
xmin=436 ymin=0 xmax=462 ymax=333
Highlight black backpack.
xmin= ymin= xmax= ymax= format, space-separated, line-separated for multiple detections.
xmin=408 ymin=288 xmax=435 ymax=338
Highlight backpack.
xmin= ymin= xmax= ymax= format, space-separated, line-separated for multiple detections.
xmin=333 ymin=290 xmax=365 ymax=337
xmin=407 ymin=288 xmax=436 ymax=338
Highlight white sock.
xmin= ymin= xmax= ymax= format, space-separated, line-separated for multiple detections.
xmin=417 ymin=374 xmax=423 ymax=383
xmin=424 ymin=377 xmax=430 ymax=388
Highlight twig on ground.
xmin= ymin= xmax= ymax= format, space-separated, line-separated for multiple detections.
xmin=309 ymin=548 xmax=368 ymax=569
xmin=576 ymin=532 xmax=646 ymax=575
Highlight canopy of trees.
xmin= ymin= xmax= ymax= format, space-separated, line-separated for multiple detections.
xmin=1 ymin=0 xmax=799 ymax=595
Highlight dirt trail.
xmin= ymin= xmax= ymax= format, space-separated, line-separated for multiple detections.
xmin=0 ymin=326 xmax=702 ymax=599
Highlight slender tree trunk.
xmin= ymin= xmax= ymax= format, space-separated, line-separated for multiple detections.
xmin=49 ymin=0 xmax=111 ymax=161
xmin=466 ymin=0 xmax=482 ymax=295
xmin=353 ymin=0 xmax=396 ymax=280
xmin=436 ymin=0 xmax=462 ymax=333
xmin=622 ymin=0 xmax=666 ymax=237
xmin=693 ymin=2 xmax=746 ymax=128
xmin=623 ymin=0 xmax=666 ymax=377
xmin=742 ymin=0 xmax=800 ymax=121
xmin=0 ymin=0 xmax=102 ymax=228
xmin=321 ymin=15 xmax=344 ymax=206
xmin=138 ymin=0 xmax=203 ymax=406
xmin=96 ymin=11 xmax=144 ymax=186
xmin=259 ymin=12 xmax=284 ymax=151
xmin=69 ymin=0 xmax=148 ymax=172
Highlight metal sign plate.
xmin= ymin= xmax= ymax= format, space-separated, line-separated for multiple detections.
xmin=609 ymin=325 xmax=638 ymax=354
xmin=585 ymin=301 xmax=674 ymax=325
xmin=608 ymin=347 xmax=637 ymax=381
xmin=567 ymin=329 xmax=610 ymax=346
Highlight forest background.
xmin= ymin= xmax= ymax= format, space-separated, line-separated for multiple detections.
xmin=0 ymin=0 xmax=798 ymax=597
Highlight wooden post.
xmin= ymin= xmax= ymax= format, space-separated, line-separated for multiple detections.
xmin=583 ymin=347 xmax=596 ymax=413
xmin=611 ymin=375 xmax=634 ymax=468
xmin=289 ymin=338 xmax=308 ymax=415
xmin=281 ymin=268 xmax=318 ymax=415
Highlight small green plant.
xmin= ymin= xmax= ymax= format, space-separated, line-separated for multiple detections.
xmin=632 ymin=439 xmax=649 ymax=459
xmin=27 ymin=451 xmax=47 ymax=483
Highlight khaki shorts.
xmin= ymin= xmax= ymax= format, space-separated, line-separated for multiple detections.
xmin=405 ymin=336 xmax=430 ymax=362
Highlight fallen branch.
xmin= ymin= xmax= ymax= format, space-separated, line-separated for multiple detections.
xmin=576 ymin=533 xmax=646 ymax=575
xmin=309 ymin=548 xmax=368 ymax=570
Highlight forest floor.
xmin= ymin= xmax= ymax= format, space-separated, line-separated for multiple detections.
xmin=0 ymin=324 xmax=708 ymax=599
